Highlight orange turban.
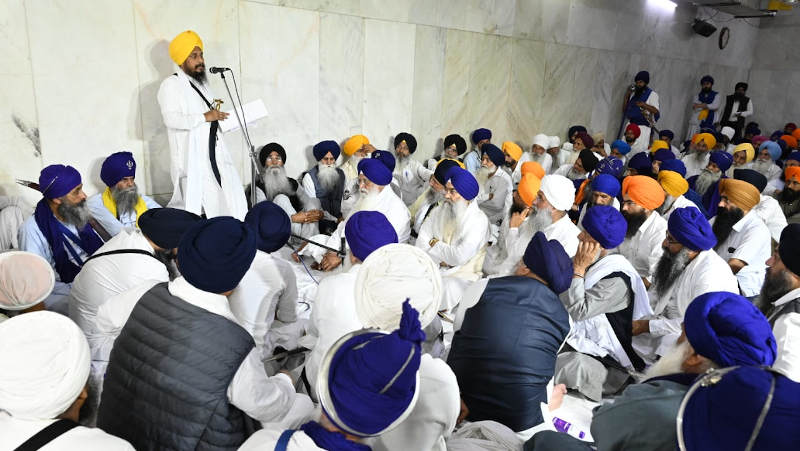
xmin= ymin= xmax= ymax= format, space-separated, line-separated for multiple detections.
xmin=502 ymin=141 xmax=523 ymax=162
xmin=692 ymin=133 xmax=717 ymax=149
xmin=719 ymin=178 xmax=760 ymax=212
xmin=343 ymin=134 xmax=370 ymax=156
xmin=622 ymin=175 xmax=665 ymax=210
xmin=650 ymin=140 xmax=669 ymax=153
xmin=733 ymin=143 xmax=755 ymax=163
xmin=786 ymin=166 xmax=800 ymax=183
xmin=793 ymin=129 xmax=800 ymax=141
xmin=658 ymin=170 xmax=689 ymax=197
xmin=169 ymin=30 xmax=203 ymax=66
xmin=781 ymin=135 xmax=798 ymax=149
xmin=521 ymin=161 xmax=545 ymax=179
xmin=518 ymin=173 xmax=541 ymax=207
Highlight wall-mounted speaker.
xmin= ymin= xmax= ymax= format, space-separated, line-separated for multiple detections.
xmin=692 ymin=19 xmax=717 ymax=37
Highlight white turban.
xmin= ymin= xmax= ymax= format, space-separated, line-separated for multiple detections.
xmin=355 ymin=243 xmax=441 ymax=331
xmin=532 ymin=134 xmax=550 ymax=149
xmin=540 ymin=174 xmax=576 ymax=211
xmin=721 ymin=126 xmax=735 ymax=140
xmin=548 ymin=136 xmax=561 ymax=148
xmin=0 ymin=311 xmax=90 ymax=419
xmin=0 ymin=252 xmax=55 ymax=311
xmin=773 ymin=313 xmax=800 ymax=383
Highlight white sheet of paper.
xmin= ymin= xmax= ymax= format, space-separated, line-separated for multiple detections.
xmin=219 ymin=99 xmax=268 ymax=133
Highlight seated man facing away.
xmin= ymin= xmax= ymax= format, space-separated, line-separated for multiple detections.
xmin=0 ymin=251 xmax=55 ymax=319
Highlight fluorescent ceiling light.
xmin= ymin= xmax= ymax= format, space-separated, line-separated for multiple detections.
xmin=648 ymin=0 xmax=678 ymax=11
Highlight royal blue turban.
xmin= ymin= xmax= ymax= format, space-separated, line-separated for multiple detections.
xmin=788 ymin=151 xmax=800 ymax=163
xmin=100 ymin=151 xmax=136 ymax=187
xmin=684 ymin=291 xmax=776 ymax=367
xmin=652 ymin=149 xmax=675 ymax=163
xmin=581 ymin=205 xmax=626 ymax=249
xmin=700 ymin=75 xmax=714 ymax=85
xmin=591 ymin=173 xmax=621 ymax=198
xmin=596 ymin=157 xmax=624 ymax=179
xmin=471 ymin=128 xmax=492 ymax=145
xmin=443 ymin=134 xmax=467 ymax=155
xmin=659 ymin=129 xmax=675 ymax=141
xmin=770 ymin=129 xmax=784 ymax=141
xmin=177 ymin=217 xmax=257 ymax=294
xmin=138 ymin=207 xmax=202 ymax=250
xmin=610 ymin=140 xmax=631 ymax=155
xmin=357 ymin=158 xmax=392 ymax=186
xmin=779 ymin=224 xmax=800 ymax=277
xmin=244 ymin=201 xmax=291 ymax=253
xmin=667 ymin=207 xmax=715 ymax=251
xmin=627 ymin=152 xmax=652 ymax=175
xmin=433 ymin=159 xmax=461 ymax=185
xmin=734 ymin=168 xmax=767 ymax=193
xmin=321 ymin=299 xmax=424 ymax=437
xmin=445 ymin=167 xmax=479 ymax=201
xmin=760 ymin=141 xmax=781 ymax=161
xmin=660 ymin=158 xmax=686 ymax=177
xmin=345 ymin=211 xmax=398 ymax=262
xmin=709 ymin=150 xmax=733 ymax=172
xmin=313 ymin=140 xmax=341 ymax=161
xmin=38 ymin=165 xmax=82 ymax=199
xmin=635 ymin=70 xmax=650 ymax=83
xmin=522 ymin=231 xmax=573 ymax=294
xmin=370 ymin=150 xmax=396 ymax=172
xmin=394 ymin=132 xmax=417 ymax=154
xmin=481 ymin=143 xmax=505 ymax=168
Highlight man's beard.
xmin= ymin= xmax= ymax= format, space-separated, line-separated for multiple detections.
xmin=110 ymin=184 xmax=139 ymax=216
xmin=643 ymin=339 xmax=691 ymax=380
xmin=354 ymin=185 xmax=381 ymax=212
xmin=780 ymin=187 xmax=800 ymax=203
xmin=317 ymin=163 xmax=339 ymax=193
xmin=694 ymin=168 xmax=721 ymax=195
xmin=634 ymin=86 xmax=645 ymax=97
xmin=712 ymin=206 xmax=744 ymax=249
xmin=184 ymin=63 xmax=207 ymax=84
xmin=656 ymin=195 xmax=676 ymax=215
xmin=701 ymin=87 xmax=711 ymax=94
xmin=622 ymin=210 xmax=648 ymax=238
xmin=154 ymin=248 xmax=180 ymax=281
xmin=760 ymin=267 xmax=796 ymax=308
xmin=751 ymin=159 xmax=774 ymax=177
xmin=434 ymin=198 xmax=468 ymax=243
xmin=396 ymin=154 xmax=411 ymax=172
xmin=508 ymin=200 xmax=527 ymax=219
xmin=625 ymin=135 xmax=635 ymax=144
xmin=566 ymin=167 xmax=585 ymax=181
xmin=531 ymin=152 xmax=548 ymax=165
xmin=261 ymin=166 xmax=292 ymax=201
xmin=652 ymin=247 xmax=692 ymax=299
xmin=527 ymin=207 xmax=554 ymax=234
xmin=476 ymin=166 xmax=492 ymax=185
xmin=57 ymin=199 xmax=91 ymax=229
xmin=734 ymin=92 xmax=746 ymax=102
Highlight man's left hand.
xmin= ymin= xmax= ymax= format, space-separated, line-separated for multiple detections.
xmin=632 ymin=320 xmax=650 ymax=336
xmin=320 ymin=252 xmax=343 ymax=272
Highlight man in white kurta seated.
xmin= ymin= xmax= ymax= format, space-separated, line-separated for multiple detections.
xmin=734 ymin=168 xmax=787 ymax=242
xmin=553 ymin=149 xmax=599 ymax=181
xmin=300 ymin=140 xmax=347 ymax=235
xmin=157 ymin=30 xmax=247 ymax=219
xmin=656 ymin=169 xmax=698 ymax=221
xmin=484 ymin=173 xmax=541 ymax=276
xmin=617 ymin=175 xmax=668 ymax=289
xmin=86 ymin=151 xmax=161 ymax=237
xmin=408 ymin=159 xmax=461 ymax=236
xmin=0 ymin=195 xmax=32 ymax=251
xmin=680 ymin=132 xmax=715 ymax=179
xmin=522 ymin=134 xmax=554 ymax=178
xmin=393 ymin=132 xmax=433 ymax=206
xmin=0 ymin=311 xmax=134 ymax=450
xmin=339 ymin=134 xmax=375 ymax=216
xmin=534 ymin=175 xmax=580 ymax=258
xmin=754 ymin=140 xmax=786 ymax=195
xmin=475 ymin=143 xmax=512 ymax=231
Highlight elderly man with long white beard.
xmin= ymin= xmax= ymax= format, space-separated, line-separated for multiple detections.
xmin=680 ymin=132 xmax=716 ymax=179
xmin=393 ymin=132 xmax=434 ymax=205
xmin=617 ymin=175 xmax=667 ymax=289
xmin=301 ymin=140 xmax=346 ymax=234
xmin=409 ymin=159 xmax=462 ymax=236
xmin=754 ymin=140 xmax=785 ymax=195
xmin=656 ymin=169 xmax=697 ymax=221
xmin=475 ymin=143 xmax=512 ymax=231
xmin=339 ymin=134 xmax=375 ymax=215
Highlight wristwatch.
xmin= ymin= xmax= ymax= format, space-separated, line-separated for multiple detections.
xmin=429 ymin=237 xmax=439 ymax=247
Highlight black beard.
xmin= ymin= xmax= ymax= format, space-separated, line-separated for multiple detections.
xmin=622 ymin=210 xmax=648 ymax=238
xmin=57 ymin=199 xmax=90 ymax=229
xmin=186 ymin=65 xmax=207 ymax=84
xmin=701 ymin=87 xmax=712 ymax=93
xmin=653 ymin=248 xmax=692 ymax=298
xmin=734 ymin=92 xmax=746 ymax=101
xmin=712 ymin=206 xmax=744 ymax=250
xmin=760 ymin=268 xmax=795 ymax=311
xmin=154 ymin=248 xmax=179 ymax=281
xmin=780 ymin=187 xmax=800 ymax=203
xmin=625 ymin=136 xmax=636 ymax=144
xmin=634 ymin=86 xmax=645 ymax=96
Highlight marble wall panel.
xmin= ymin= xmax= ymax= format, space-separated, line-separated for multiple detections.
xmin=508 ymin=39 xmax=546 ymax=145
xmin=440 ymin=29 xmax=474 ymax=146
xmin=589 ymin=49 xmax=632 ymax=140
xmin=466 ymin=33 xmax=513 ymax=142
xmin=566 ymin=0 xmax=622 ymax=51
xmin=540 ymin=43 xmax=580 ymax=138
xmin=513 ymin=0 xmax=570 ymax=44
xmin=410 ymin=26 xmax=446 ymax=162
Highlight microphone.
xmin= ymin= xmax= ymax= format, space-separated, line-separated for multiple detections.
xmin=209 ymin=66 xmax=230 ymax=74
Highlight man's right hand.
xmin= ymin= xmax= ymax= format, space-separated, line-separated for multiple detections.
xmin=204 ymin=109 xmax=229 ymax=122
xmin=509 ymin=208 xmax=530 ymax=228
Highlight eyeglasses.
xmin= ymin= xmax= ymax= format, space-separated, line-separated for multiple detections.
xmin=664 ymin=233 xmax=681 ymax=246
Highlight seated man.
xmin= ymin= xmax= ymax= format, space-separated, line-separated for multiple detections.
xmin=576 ymin=173 xmax=621 ymax=230
xmin=625 ymin=152 xmax=652 ymax=177
xmin=476 ymin=143 xmax=513 ymax=229
xmin=87 ymin=151 xmax=161 ymax=237
xmin=0 ymin=311 xmax=134 ymax=449
xmin=609 ymin=139 xmax=631 ymax=163
xmin=465 ymin=128 xmax=492 ymax=174
xmin=649 ymin=147 xmax=674 ymax=175
xmin=518 ymin=134 xmax=553 ymax=179
xmin=680 ymin=132 xmax=715 ymax=178
xmin=530 ymin=175 xmax=580 ymax=258
xmin=502 ymin=140 xmax=524 ymax=185
xmin=301 ymin=140 xmax=346 ymax=234
xmin=781 ymin=165 xmax=800 ymax=223
xmin=762 ymin=224 xmax=800 ymax=325
xmin=728 ymin=142 xmax=755 ymax=176
xmin=618 ymin=175 xmax=667 ymax=289
xmin=0 ymin=251 xmax=55 ymax=316
xmin=659 ymin=129 xmax=680 ymax=155
xmin=426 ymin=133 xmax=467 ymax=169
xmin=656 ymin=169 xmax=697 ymax=220
xmin=449 ymin=232 xmax=572 ymax=436
xmin=622 ymin=124 xmax=640 ymax=153
xmin=571 ymin=157 xmax=623 ymax=221
xmin=19 ymin=165 xmax=106 ymax=313
xmin=393 ymin=132 xmax=433 ymax=206
xmin=0 ymin=195 xmax=32 ymax=251
xmin=97 ymin=217 xmax=313 ymax=449
xmin=734 ymin=168 xmax=787 ymax=242
xmin=554 ymin=149 xmax=598 ymax=181
xmin=753 ymin=140 xmax=784 ymax=195
xmin=409 ymin=158 xmax=461 ymax=236
xmin=687 ymin=150 xmax=732 ymax=212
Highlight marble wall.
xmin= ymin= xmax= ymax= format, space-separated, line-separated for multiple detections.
xmin=0 ymin=0 xmax=766 ymax=203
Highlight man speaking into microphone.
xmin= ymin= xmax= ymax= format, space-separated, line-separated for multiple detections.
xmin=157 ymin=30 xmax=248 ymax=219
xmin=621 ymin=70 xmax=660 ymax=154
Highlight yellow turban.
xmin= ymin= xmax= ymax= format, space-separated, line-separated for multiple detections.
xmin=719 ymin=178 xmax=760 ymax=212
xmin=518 ymin=173 xmax=541 ymax=207
xmin=692 ymin=132 xmax=717 ymax=149
xmin=658 ymin=170 xmax=689 ymax=197
xmin=622 ymin=175 xmax=665 ymax=210
xmin=521 ymin=161 xmax=545 ymax=180
xmin=502 ymin=141 xmax=523 ymax=162
xmin=733 ymin=143 xmax=755 ymax=163
xmin=650 ymin=140 xmax=669 ymax=153
xmin=169 ymin=30 xmax=203 ymax=66
xmin=343 ymin=134 xmax=370 ymax=157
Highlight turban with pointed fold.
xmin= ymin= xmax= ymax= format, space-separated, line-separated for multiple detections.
xmin=313 ymin=140 xmax=341 ymax=161
xmin=394 ymin=132 xmax=417 ymax=154
xmin=733 ymin=143 xmax=755 ymax=163
xmin=523 ymin=232 xmax=573 ymax=294
xmin=502 ymin=141 xmax=523 ymax=162
xmin=100 ymin=151 xmax=136 ymax=187
xmin=38 ymin=165 xmax=81 ymax=199
xmin=582 ymin=205 xmax=626 ymax=249
xmin=667 ymin=207 xmax=715 ymax=251
xmin=517 ymin=173 xmax=540 ymax=207
xmin=658 ymin=170 xmax=689 ymax=197
xmin=345 ymin=211 xmax=398 ymax=262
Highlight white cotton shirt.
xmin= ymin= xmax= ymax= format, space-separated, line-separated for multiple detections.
xmin=477 ymin=170 xmax=513 ymax=226
xmin=545 ymin=214 xmax=582 ymax=259
xmin=394 ymin=158 xmax=434 ymax=206
xmin=772 ymin=311 xmax=800 ymax=383
xmin=661 ymin=195 xmax=697 ymax=222
xmin=713 ymin=210 xmax=771 ymax=297
xmin=85 ymin=193 xmax=161 ymax=237
xmin=416 ymin=200 xmax=489 ymax=270
xmin=616 ymin=211 xmax=667 ymax=283
xmin=239 ymin=428 xmax=324 ymax=451
xmin=325 ymin=185 xmax=411 ymax=250
xmin=754 ymin=194 xmax=787 ymax=242
xmin=681 ymin=152 xmax=710 ymax=179
xmin=0 ymin=413 xmax=134 ymax=450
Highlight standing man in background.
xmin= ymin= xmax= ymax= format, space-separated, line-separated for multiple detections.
xmin=621 ymin=71 xmax=660 ymax=153
xmin=718 ymin=82 xmax=754 ymax=141
xmin=685 ymin=75 xmax=721 ymax=141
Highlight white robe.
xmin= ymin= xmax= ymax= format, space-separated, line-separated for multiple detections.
xmin=615 ymin=211 xmax=667 ymax=283
xmin=660 ymin=194 xmax=697 ymax=221
xmin=477 ymin=170 xmax=513 ymax=227
xmin=0 ymin=196 xmax=31 ymax=250
xmin=754 ymin=194 xmax=788 ymax=242
xmin=157 ymin=70 xmax=247 ymax=219
xmin=0 ymin=412 xmax=134 ymax=450
xmin=681 ymin=152 xmax=710 ymax=179
xmin=394 ymin=158 xmax=434 ymax=206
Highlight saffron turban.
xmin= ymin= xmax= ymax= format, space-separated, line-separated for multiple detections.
xmin=521 ymin=161 xmax=545 ymax=180
xmin=138 ymin=207 xmax=202 ymax=250
xmin=781 ymin=134 xmax=798 ymax=149
xmin=502 ymin=141 xmax=523 ymax=162
xmin=168 ymin=30 xmax=202 ymax=66
xmin=433 ymin=158 xmax=463 ymax=185
xmin=635 ymin=70 xmax=649 ymax=83
xmin=259 ymin=142 xmax=286 ymax=166
xmin=779 ymin=224 xmax=800 ymax=276
xmin=684 ymin=291 xmax=776 ymax=367
xmin=343 ymin=134 xmax=370 ymax=157
xmin=709 ymin=150 xmax=733 ymax=172
xmin=444 ymin=134 xmax=467 ymax=155
xmin=100 ymin=151 xmax=136 ymax=187
xmin=733 ymin=143 xmax=755 ymax=163
xmin=471 ymin=128 xmax=492 ymax=144
xmin=658 ymin=170 xmax=689 ymax=197
xmin=482 ymin=143 xmax=505 ymax=168
xmin=0 ymin=252 xmax=54 ymax=311
xmin=313 ymin=140 xmax=341 ymax=161
xmin=610 ymin=140 xmax=631 ymax=155
xmin=652 ymin=148 xmax=675 ymax=163
xmin=627 ymin=152 xmax=651 ymax=175
xmin=700 ymin=75 xmax=714 ymax=85
xmin=667 ymin=207 xmax=715 ymax=251
xmin=319 ymin=300 xmax=423 ymax=437
xmin=650 ymin=140 xmax=669 ymax=153
xmin=548 ymin=136 xmax=561 ymax=148
xmin=591 ymin=173 xmax=621 ymax=198
xmin=574 ymin=132 xmax=595 ymax=149
xmin=345 ymin=211 xmax=398 ymax=262
xmin=660 ymin=158 xmax=686 ymax=177
xmin=693 ymin=132 xmax=717 ymax=149
xmin=577 ymin=149 xmax=599 ymax=173
xmin=0 ymin=311 xmax=90 ymax=420
xmin=622 ymin=175 xmax=665 ymax=210
xmin=759 ymin=141 xmax=781 ymax=161
xmin=523 ymin=231 xmax=573 ymax=294
xmin=177 ymin=217 xmax=257 ymax=294
xmin=540 ymin=175 xmax=575 ymax=211
xmin=625 ymin=123 xmax=641 ymax=139
xmin=582 ymin=205 xmax=626 ymax=249
xmin=659 ymin=129 xmax=675 ymax=141
xmin=370 ymin=150 xmax=396 ymax=172
xmin=786 ymin=166 xmax=800 ymax=184
xmin=788 ymin=151 xmax=800 ymax=163
xmin=518 ymin=173 xmax=540 ymax=207
xmin=244 ymin=201 xmax=291 ymax=253
xmin=445 ymin=167 xmax=479 ymax=201
xmin=358 ymin=158 xmax=392 ymax=186
xmin=38 ymin=165 xmax=81 ymax=199
xmin=394 ymin=132 xmax=417 ymax=154
xmin=733 ymin=168 xmax=767 ymax=193
xmin=532 ymin=134 xmax=550 ymax=149
xmin=794 ymin=128 xmax=800 ymax=140
xmin=719 ymin=178 xmax=760 ymax=212
xmin=596 ymin=157 xmax=624 ymax=179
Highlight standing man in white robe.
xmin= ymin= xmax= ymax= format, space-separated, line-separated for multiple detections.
xmin=157 ymin=30 xmax=247 ymax=219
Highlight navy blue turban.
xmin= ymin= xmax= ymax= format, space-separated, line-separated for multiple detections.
xmin=394 ymin=132 xmax=417 ymax=154
xmin=357 ymin=158 xmax=392 ymax=186
xmin=627 ymin=152 xmax=652 ymax=175
xmin=735 ymin=82 xmax=748 ymax=91
xmin=38 ymin=165 xmax=82 ymax=199
xmin=596 ymin=157 xmax=624 ymax=179
xmin=481 ymin=143 xmax=505 ymax=168
xmin=788 ymin=151 xmax=800 ymax=164
xmin=635 ymin=70 xmax=649 ymax=83
xmin=659 ymin=129 xmax=675 ymax=141
xmin=177 ymin=217 xmax=257 ymax=294
xmin=522 ymin=231 xmax=573 ymax=294
xmin=443 ymin=134 xmax=467 ymax=155
xmin=745 ymin=122 xmax=761 ymax=136
xmin=652 ymin=149 xmax=675 ymax=163
xmin=471 ymin=128 xmax=492 ymax=145
xmin=700 ymin=75 xmax=714 ymax=85
xmin=779 ymin=224 xmax=800 ymax=276
xmin=709 ymin=150 xmax=733 ymax=172
xmin=345 ymin=211 xmax=398 ymax=261
xmin=568 ymin=125 xmax=587 ymax=139
xmin=445 ymin=167 xmax=479 ymax=201
xmin=582 ymin=205 xmax=626 ymax=249
xmin=667 ymin=207 xmax=715 ymax=251
xmin=734 ymin=168 xmax=767 ymax=193
xmin=610 ymin=140 xmax=631 ymax=155
xmin=138 ymin=207 xmax=202 ymax=250
xmin=259 ymin=142 xmax=286 ymax=166
xmin=433 ymin=159 xmax=461 ymax=185
xmin=684 ymin=291 xmax=776 ymax=367
xmin=313 ymin=140 xmax=341 ymax=161
xmin=320 ymin=299 xmax=424 ymax=437
xmin=660 ymin=158 xmax=686 ymax=177
xmin=370 ymin=150 xmax=396 ymax=172
xmin=100 ymin=151 xmax=136 ymax=187
xmin=591 ymin=174 xmax=621 ymax=198
xmin=244 ymin=201 xmax=291 ymax=253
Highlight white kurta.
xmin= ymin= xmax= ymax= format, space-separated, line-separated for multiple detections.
xmin=239 ymin=428 xmax=324 ymax=451
xmin=773 ymin=312 xmax=800 ymax=383
xmin=394 ymin=158 xmax=434 ymax=206
xmin=0 ymin=196 xmax=31 ymax=250
xmin=616 ymin=212 xmax=667 ymax=283
xmin=681 ymin=152 xmax=710 ymax=179
xmin=0 ymin=412 xmax=134 ymax=450
xmin=754 ymin=194 xmax=788 ymax=242
xmin=477 ymin=170 xmax=513 ymax=227
xmin=86 ymin=193 xmax=161 ymax=237
xmin=157 ymin=70 xmax=247 ymax=219
xmin=661 ymin=194 xmax=697 ymax=221
xmin=712 ymin=210 xmax=771 ymax=297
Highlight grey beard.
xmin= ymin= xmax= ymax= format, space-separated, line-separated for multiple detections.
xmin=396 ymin=154 xmax=411 ymax=172
xmin=694 ymin=169 xmax=721 ymax=195
xmin=653 ymin=247 xmax=692 ymax=299
xmin=154 ymin=249 xmax=180 ymax=281
xmin=531 ymin=153 xmax=548 ymax=165
xmin=317 ymin=164 xmax=339 ymax=193
xmin=643 ymin=339 xmax=691 ymax=380
xmin=57 ymin=199 xmax=91 ymax=229
xmin=751 ymin=159 xmax=774 ymax=177
xmin=433 ymin=198 xmax=468 ymax=241
xmin=110 ymin=184 xmax=139 ymax=216
xmin=566 ymin=167 xmax=585 ymax=181
xmin=528 ymin=208 xmax=554 ymax=233
xmin=657 ymin=195 xmax=676 ymax=215
xmin=262 ymin=166 xmax=292 ymax=201
xmin=760 ymin=268 xmax=795 ymax=308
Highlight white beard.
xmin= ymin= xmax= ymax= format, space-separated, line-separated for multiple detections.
xmin=692 ymin=150 xmax=709 ymax=164
xmin=261 ymin=166 xmax=292 ymax=201
xmin=531 ymin=152 xmax=548 ymax=165
xmin=433 ymin=198 xmax=468 ymax=244
xmin=566 ymin=167 xmax=585 ymax=181
xmin=396 ymin=154 xmax=411 ymax=173
xmin=476 ymin=166 xmax=492 ymax=186
xmin=694 ymin=169 xmax=721 ymax=195
xmin=353 ymin=185 xmax=381 ymax=212
xmin=643 ymin=339 xmax=691 ymax=380
xmin=751 ymin=159 xmax=774 ymax=177
xmin=657 ymin=194 xmax=676 ymax=215
xmin=317 ymin=163 xmax=339 ymax=192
